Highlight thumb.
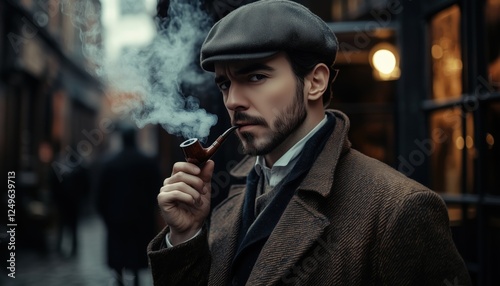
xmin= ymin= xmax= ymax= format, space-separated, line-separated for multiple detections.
xmin=200 ymin=159 xmax=215 ymax=183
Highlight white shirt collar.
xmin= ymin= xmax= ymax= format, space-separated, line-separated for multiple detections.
xmin=255 ymin=115 xmax=328 ymax=188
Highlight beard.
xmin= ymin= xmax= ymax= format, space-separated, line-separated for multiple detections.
xmin=236 ymin=81 xmax=307 ymax=156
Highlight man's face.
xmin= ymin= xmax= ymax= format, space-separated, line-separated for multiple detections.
xmin=214 ymin=52 xmax=307 ymax=156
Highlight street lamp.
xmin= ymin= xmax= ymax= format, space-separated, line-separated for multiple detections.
xmin=369 ymin=43 xmax=400 ymax=81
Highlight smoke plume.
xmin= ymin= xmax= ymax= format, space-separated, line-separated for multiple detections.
xmin=61 ymin=0 xmax=218 ymax=139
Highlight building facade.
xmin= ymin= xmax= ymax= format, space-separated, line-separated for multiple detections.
xmin=0 ymin=0 xmax=103 ymax=251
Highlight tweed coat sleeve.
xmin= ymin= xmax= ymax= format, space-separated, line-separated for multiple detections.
xmin=148 ymin=226 xmax=211 ymax=286
xmin=377 ymin=190 xmax=471 ymax=286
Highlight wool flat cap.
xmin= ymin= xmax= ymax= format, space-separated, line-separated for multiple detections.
xmin=200 ymin=0 xmax=338 ymax=72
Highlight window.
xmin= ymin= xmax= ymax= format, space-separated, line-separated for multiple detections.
xmin=484 ymin=0 xmax=500 ymax=196
xmin=430 ymin=5 xmax=462 ymax=101
xmin=419 ymin=0 xmax=500 ymax=284
xmin=428 ymin=5 xmax=463 ymax=196
xmin=486 ymin=0 xmax=500 ymax=92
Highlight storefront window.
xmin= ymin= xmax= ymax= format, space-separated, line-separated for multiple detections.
xmin=428 ymin=5 xmax=468 ymax=195
xmin=429 ymin=108 xmax=463 ymax=194
xmin=429 ymin=110 xmax=475 ymax=195
xmin=486 ymin=0 xmax=500 ymax=91
xmin=484 ymin=0 xmax=500 ymax=195
xmin=431 ymin=5 xmax=462 ymax=101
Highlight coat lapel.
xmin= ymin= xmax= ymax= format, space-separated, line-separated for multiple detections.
xmin=247 ymin=195 xmax=330 ymax=285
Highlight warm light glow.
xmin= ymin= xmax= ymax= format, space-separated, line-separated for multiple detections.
xmin=432 ymin=44 xmax=443 ymax=59
xmin=444 ymin=58 xmax=463 ymax=75
xmin=369 ymin=43 xmax=400 ymax=81
xmin=456 ymin=136 xmax=465 ymax=150
xmin=466 ymin=135 xmax=474 ymax=149
xmin=372 ymin=49 xmax=397 ymax=74
xmin=486 ymin=133 xmax=495 ymax=147
xmin=431 ymin=5 xmax=462 ymax=100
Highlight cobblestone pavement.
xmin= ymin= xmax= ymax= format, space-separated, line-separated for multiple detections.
xmin=1 ymin=214 xmax=153 ymax=286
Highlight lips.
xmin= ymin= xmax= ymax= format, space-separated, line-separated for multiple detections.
xmin=234 ymin=122 xmax=256 ymax=129
xmin=237 ymin=124 xmax=258 ymax=132
xmin=234 ymin=121 xmax=257 ymax=127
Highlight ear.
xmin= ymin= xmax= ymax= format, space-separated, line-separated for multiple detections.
xmin=304 ymin=63 xmax=330 ymax=101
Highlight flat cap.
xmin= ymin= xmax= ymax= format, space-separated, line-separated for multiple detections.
xmin=200 ymin=0 xmax=338 ymax=72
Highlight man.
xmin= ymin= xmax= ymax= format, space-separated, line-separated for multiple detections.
xmin=148 ymin=1 xmax=471 ymax=285
xmin=98 ymin=128 xmax=161 ymax=286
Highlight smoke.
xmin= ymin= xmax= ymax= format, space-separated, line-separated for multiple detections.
xmin=60 ymin=0 xmax=218 ymax=139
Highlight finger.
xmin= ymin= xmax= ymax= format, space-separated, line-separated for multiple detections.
xmin=199 ymin=160 xmax=215 ymax=183
xmin=157 ymin=190 xmax=199 ymax=208
xmin=171 ymin=161 xmax=201 ymax=177
xmin=165 ymin=172 xmax=205 ymax=191
xmin=160 ymin=182 xmax=202 ymax=203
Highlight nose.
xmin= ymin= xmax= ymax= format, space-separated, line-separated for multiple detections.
xmin=224 ymin=83 xmax=248 ymax=112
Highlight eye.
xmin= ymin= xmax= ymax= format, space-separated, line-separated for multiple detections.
xmin=218 ymin=81 xmax=231 ymax=91
xmin=249 ymin=74 xmax=267 ymax=82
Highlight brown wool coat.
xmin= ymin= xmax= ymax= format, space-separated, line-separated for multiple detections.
xmin=148 ymin=110 xmax=471 ymax=286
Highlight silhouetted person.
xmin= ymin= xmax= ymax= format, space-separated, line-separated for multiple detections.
xmin=50 ymin=145 xmax=89 ymax=258
xmin=97 ymin=128 xmax=161 ymax=286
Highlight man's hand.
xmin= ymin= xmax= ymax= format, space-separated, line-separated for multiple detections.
xmin=158 ymin=160 xmax=214 ymax=246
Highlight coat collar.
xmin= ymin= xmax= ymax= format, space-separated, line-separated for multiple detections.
xmin=229 ymin=109 xmax=351 ymax=198
xmin=297 ymin=110 xmax=351 ymax=197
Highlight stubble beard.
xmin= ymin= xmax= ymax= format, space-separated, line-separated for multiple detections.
xmin=239 ymin=81 xmax=307 ymax=156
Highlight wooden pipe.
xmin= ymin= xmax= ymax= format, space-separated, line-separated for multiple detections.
xmin=180 ymin=126 xmax=238 ymax=165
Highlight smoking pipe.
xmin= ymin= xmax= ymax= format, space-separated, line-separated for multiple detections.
xmin=180 ymin=126 xmax=238 ymax=166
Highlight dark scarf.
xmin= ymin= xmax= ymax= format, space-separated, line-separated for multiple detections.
xmin=230 ymin=113 xmax=336 ymax=285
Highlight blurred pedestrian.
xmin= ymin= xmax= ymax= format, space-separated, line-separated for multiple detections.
xmin=50 ymin=144 xmax=90 ymax=258
xmin=97 ymin=128 xmax=161 ymax=286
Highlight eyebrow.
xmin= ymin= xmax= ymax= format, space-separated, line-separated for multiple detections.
xmin=235 ymin=63 xmax=275 ymax=75
xmin=214 ymin=63 xmax=275 ymax=85
xmin=214 ymin=75 xmax=227 ymax=85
